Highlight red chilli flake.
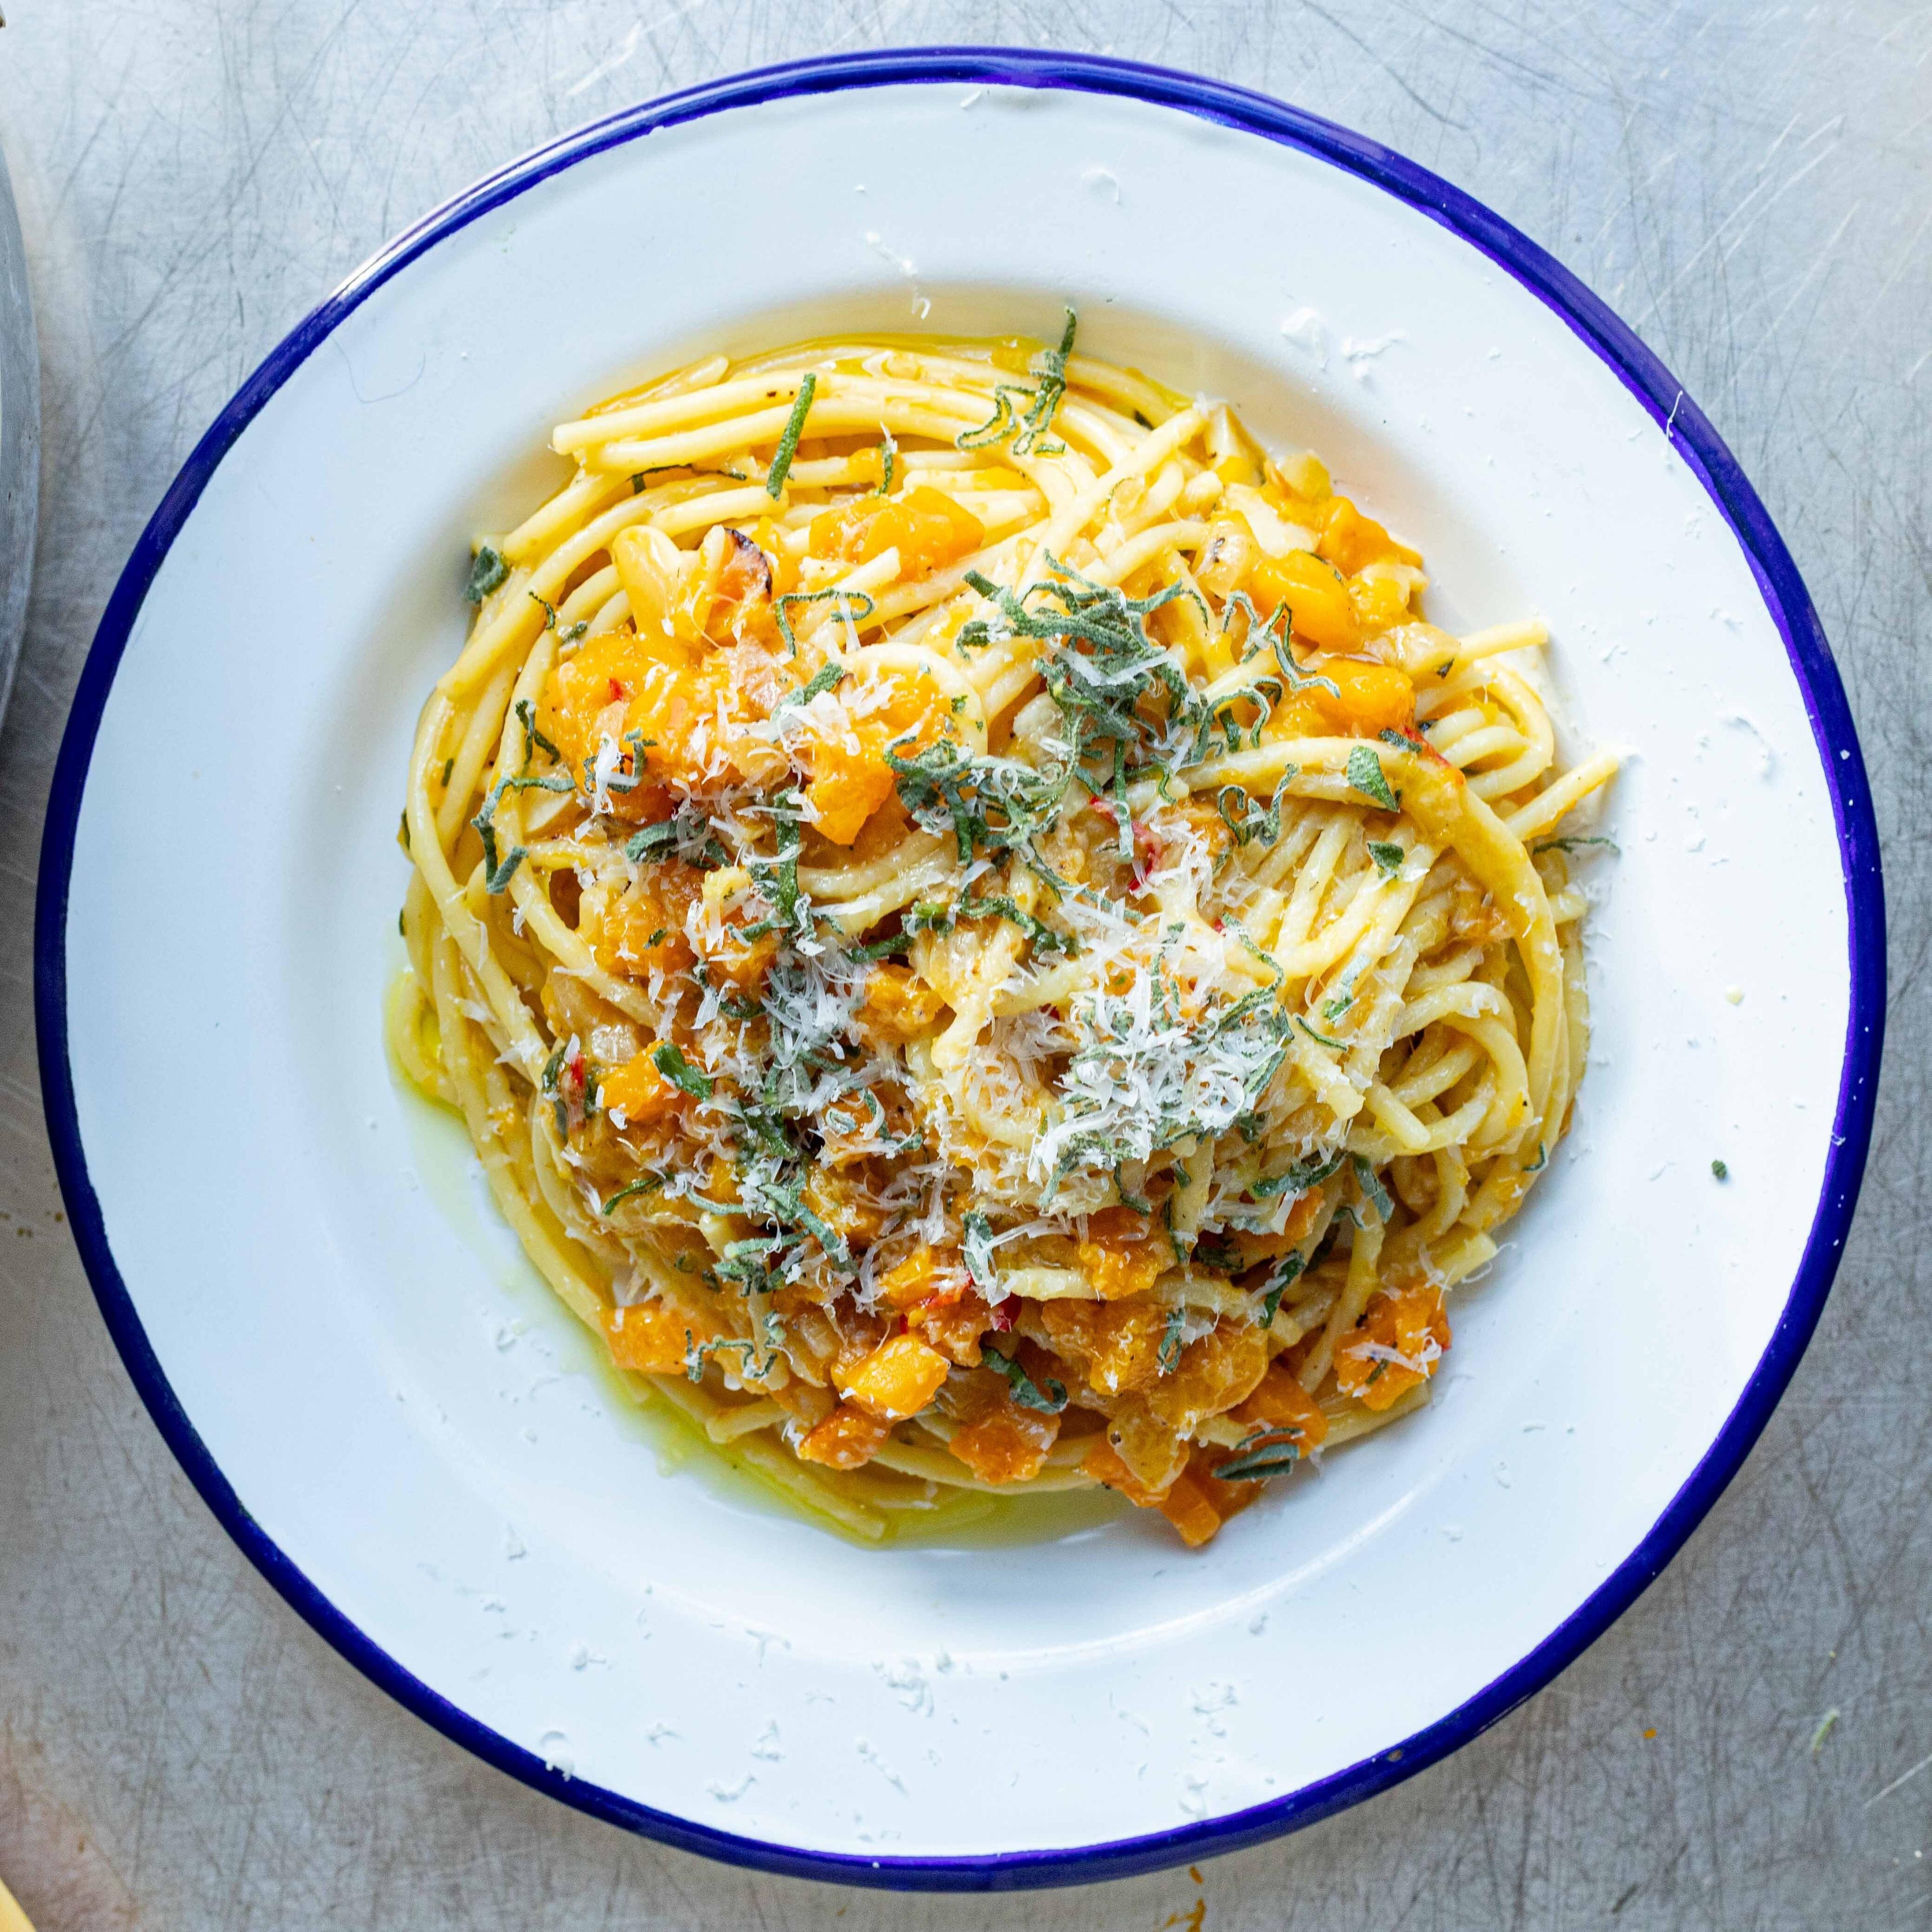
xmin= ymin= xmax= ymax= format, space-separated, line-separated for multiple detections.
xmin=607 ymin=677 xmax=625 ymax=702
xmin=1383 ymin=723 xmax=1456 ymax=773
xmin=1128 ymin=821 xmax=1163 ymax=894
xmin=558 ymin=1048 xmax=592 ymax=1132
xmin=1089 ymin=797 xmax=1163 ymax=891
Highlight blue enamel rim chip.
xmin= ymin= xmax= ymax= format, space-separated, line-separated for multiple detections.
xmin=34 ymin=48 xmax=1886 ymax=1892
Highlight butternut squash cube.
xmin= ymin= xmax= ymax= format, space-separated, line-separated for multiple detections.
xmin=836 ymin=1333 xmax=951 ymax=1421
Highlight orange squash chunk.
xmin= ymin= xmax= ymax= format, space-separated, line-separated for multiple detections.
xmin=748 ymin=517 xmax=799 ymax=596
xmin=1144 ymin=1320 xmax=1270 ymax=1435
xmin=1155 ymin=1471 xmax=1224 ymax=1548
xmin=802 ymin=1162 xmax=891 ymax=1246
xmin=1096 ymin=1400 xmax=1191 ymax=1494
xmin=809 ymin=486 xmax=984 ymax=580
xmin=947 ymin=1371 xmax=1059 ymax=1484
xmin=699 ymin=920 xmax=778 ymax=995
xmin=1076 ymin=1206 xmax=1171 ymax=1301
xmin=859 ymin=962 xmax=946 ymax=1043
xmin=703 ymin=527 xmax=779 ymax=643
xmin=837 ymin=1333 xmax=951 ymax=1421
xmin=874 ymin=1247 xmax=980 ymax=1357
xmin=1037 ymin=1295 xmax=1165 ymax=1396
xmin=601 ymin=1300 xmax=707 ymax=1375
xmin=1335 ymin=1283 xmax=1451 ymax=1411
xmin=806 ymin=743 xmax=896 ymax=846
xmin=912 ymin=1290 xmax=993 ymax=1367
xmin=1081 ymin=1435 xmax=1168 ymax=1507
xmin=874 ymin=1244 xmax=948 ymax=1310
xmin=823 ymin=1304 xmax=894 ymax=1384
xmin=587 ymin=859 xmax=701 ymax=978
xmin=1350 ymin=574 xmax=1415 ymax=632
xmin=799 ymin=664 xmax=947 ymax=845
xmin=598 ymin=1050 xmax=684 ymax=1129
xmin=541 ymin=628 xmax=727 ymax=814
xmin=1268 ymin=654 xmax=1416 ymax=741
xmin=1248 ymin=549 xmax=1359 ymax=654
xmin=1231 ymin=1363 xmax=1330 ymax=1448
xmin=1317 ymin=495 xmax=1420 ymax=577
xmin=1315 ymin=656 xmax=1415 ymax=733
xmin=795 ymin=1401 xmax=894 ymax=1470
xmin=1080 ymin=1407 xmax=1190 ymax=1506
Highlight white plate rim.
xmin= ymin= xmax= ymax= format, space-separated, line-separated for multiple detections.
xmin=32 ymin=47 xmax=1887 ymax=1892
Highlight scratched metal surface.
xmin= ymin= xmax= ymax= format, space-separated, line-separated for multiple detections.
xmin=0 ymin=4 xmax=1925 ymax=1927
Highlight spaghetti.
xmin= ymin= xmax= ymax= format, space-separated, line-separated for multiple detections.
xmin=390 ymin=317 xmax=1616 ymax=1545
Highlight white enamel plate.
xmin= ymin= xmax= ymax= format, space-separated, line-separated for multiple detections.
xmin=37 ymin=53 xmax=1884 ymax=1888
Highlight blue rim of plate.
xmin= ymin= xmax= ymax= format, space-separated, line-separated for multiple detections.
xmin=33 ymin=46 xmax=1885 ymax=1893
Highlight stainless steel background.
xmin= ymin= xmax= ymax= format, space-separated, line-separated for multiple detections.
xmin=0 ymin=7 xmax=1925 ymax=1928
xmin=0 ymin=143 xmax=37 ymax=733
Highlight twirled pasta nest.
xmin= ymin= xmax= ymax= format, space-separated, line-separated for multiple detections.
xmin=391 ymin=318 xmax=1615 ymax=1545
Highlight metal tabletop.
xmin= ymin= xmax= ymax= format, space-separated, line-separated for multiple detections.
xmin=0 ymin=6 xmax=1925 ymax=1928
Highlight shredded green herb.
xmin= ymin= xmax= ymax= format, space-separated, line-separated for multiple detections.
xmin=739 ymin=790 xmax=809 ymax=939
xmin=908 ymin=893 xmax=1077 ymax=957
xmin=774 ymin=586 xmax=874 ymax=657
xmin=1352 ymin=1153 xmax=1394 ymax=1221
xmin=987 ymin=1345 xmax=1068 ymax=1414
xmin=683 ymin=1332 xmax=774 ymax=1385
xmin=652 ymin=1041 xmax=714 ymax=1100
xmin=765 ymin=372 xmax=816 ymax=499
xmin=470 ymin=770 xmax=570 ymax=892
xmin=1157 ymin=1304 xmax=1187 ymax=1376
xmin=465 ymin=545 xmax=509 ymax=604
xmin=878 ymin=424 xmax=896 ymax=496
xmin=600 ymin=1173 xmax=664 ymax=1215
xmin=1013 ymin=307 xmax=1077 ymax=456
xmin=1346 ymin=744 xmax=1400 ymax=812
xmin=888 ymin=735 xmax=1067 ymax=867
xmin=952 ymin=310 xmax=1078 ymax=456
xmin=961 ymin=1210 xmax=999 ymax=1298
xmin=537 ymin=1041 xmax=570 ymax=1135
xmin=1190 ymin=1233 xmax=1243 ymax=1273
xmin=1259 ymin=1249 xmax=1306 ymax=1325
xmin=1254 ymin=1150 xmax=1344 ymax=1201
xmin=1367 ymin=839 xmax=1405 ymax=878
xmin=515 ymin=697 xmax=560 ymax=767
xmin=778 ymin=662 xmax=847 ymax=709
xmin=1712 ymin=1158 xmax=1729 ymax=1180
xmin=1213 ymin=1430 xmax=1303 ymax=1482
xmin=955 ymin=385 xmax=1024 ymax=451
xmin=1534 ymin=834 xmax=1620 ymax=856
xmin=1294 ymin=1014 xmax=1348 ymax=1051
xmin=1321 ymin=981 xmax=1357 ymax=1022
xmin=1217 ymin=769 xmax=1297 ymax=848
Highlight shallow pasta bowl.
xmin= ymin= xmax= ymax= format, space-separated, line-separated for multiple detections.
xmin=35 ymin=50 xmax=1883 ymax=1888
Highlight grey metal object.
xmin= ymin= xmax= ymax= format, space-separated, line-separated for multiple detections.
xmin=0 ymin=142 xmax=36 ymax=727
